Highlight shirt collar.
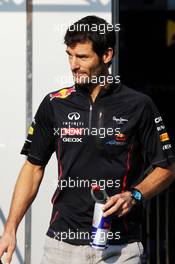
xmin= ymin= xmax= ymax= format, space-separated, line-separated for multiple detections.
xmin=75 ymin=77 xmax=121 ymax=99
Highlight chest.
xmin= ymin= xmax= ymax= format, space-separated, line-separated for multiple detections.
xmin=52 ymin=99 xmax=139 ymax=149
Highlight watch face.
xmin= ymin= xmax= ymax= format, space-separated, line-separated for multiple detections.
xmin=133 ymin=190 xmax=142 ymax=201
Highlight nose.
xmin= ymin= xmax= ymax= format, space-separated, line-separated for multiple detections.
xmin=70 ymin=57 xmax=80 ymax=71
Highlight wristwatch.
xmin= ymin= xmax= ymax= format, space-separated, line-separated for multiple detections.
xmin=130 ymin=188 xmax=143 ymax=205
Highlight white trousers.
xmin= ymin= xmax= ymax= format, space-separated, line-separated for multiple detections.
xmin=40 ymin=236 xmax=144 ymax=264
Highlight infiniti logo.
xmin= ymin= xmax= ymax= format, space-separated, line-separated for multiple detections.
xmin=68 ymin=112 xmax=80 ymax=121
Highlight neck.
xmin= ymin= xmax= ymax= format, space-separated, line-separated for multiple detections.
xmin=90 ymin=85 xmax=101 ymax=103
xmin=90 ymin=74 xmax=110 ymax=102
xmin=75 ymin=71 xmax=111 ymax=102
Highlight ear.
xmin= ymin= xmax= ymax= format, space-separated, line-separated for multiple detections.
xmin=102 ymin=48 xmax=113 ymax=64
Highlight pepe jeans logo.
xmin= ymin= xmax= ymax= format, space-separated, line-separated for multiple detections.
xmin=113 ymin=116 xmax=128 ymax=125
xmin=68 ymin=112 xmax=80 ymax=121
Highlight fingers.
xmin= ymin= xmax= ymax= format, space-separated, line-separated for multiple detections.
xmin=0 ymin=240 xmax=7 ymax=259
xmin=102 ymin=194 xmax=121 ymax=211
xmin=118 ymin=205 xmax=132 ymax=217
xmin=103 ymin=196 xmax=125 ymax=217
xmin=0 ymin=235 xmax=16 ymax=264
xmin=5 ymin=245 xmax=15 ymax=264
xmin=102 ymin=192 xmax=133 ymax=217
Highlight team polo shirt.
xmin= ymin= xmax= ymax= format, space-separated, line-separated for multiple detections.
xmin=21 ymin=82 xmax=175 ymax=245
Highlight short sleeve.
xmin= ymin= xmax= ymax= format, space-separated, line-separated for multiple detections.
xmin=138 ymin=97 xmax=175 ymax=169
xmin=20 ymin=95 xmax=55 ymax=166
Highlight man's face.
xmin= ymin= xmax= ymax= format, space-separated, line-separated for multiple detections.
xmin=66 ymin=41 xmax=105 ymax=85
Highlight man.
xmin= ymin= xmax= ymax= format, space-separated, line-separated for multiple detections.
xmin=0 ymin=16 xmax=175 ymax=264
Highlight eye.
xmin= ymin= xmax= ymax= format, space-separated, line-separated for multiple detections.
xmin=78 ymin=55 xmax=88 ymax=61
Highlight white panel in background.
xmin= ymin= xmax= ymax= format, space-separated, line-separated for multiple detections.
xmin=33 ymin=0 xmax=110 ymax=5
xmin=0 ymin=12 xmax=26 ymax=264
xmin=33 ymin=0 xmax=89 ymax=5
xmin=32 ymin=2 xmax=111 ymax=264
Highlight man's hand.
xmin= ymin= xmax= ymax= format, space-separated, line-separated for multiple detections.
xmin=0 ymin=160 xmax=44 ymax=263
xmin=102 ymin=191 xmax=134 ymax=217
xmin=0 ymin=229 xmax=16 ymax=264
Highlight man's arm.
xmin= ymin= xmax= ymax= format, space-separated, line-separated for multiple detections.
xmin=134 ymin=166 xmax=175 ymax=199
xmin=102 ymin=166 xmax=175 ymax=218
xmin=0 ymin=160 xmax=45 ymax=263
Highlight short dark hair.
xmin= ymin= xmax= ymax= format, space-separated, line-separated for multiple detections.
xmin=64 ymin=15 xmax=116 ymax=67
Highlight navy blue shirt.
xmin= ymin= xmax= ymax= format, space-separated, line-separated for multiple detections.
xmin=21 ymin=82 xmax=175 ymax=245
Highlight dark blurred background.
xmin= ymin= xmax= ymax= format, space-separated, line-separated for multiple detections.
xmin=119 ymin=1 xmax=175 ymax=263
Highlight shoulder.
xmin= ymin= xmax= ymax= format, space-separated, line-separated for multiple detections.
xmin=120 ymin=84 xmax=154 ymax=107
xmin=35 ymin=85 xmax=76 ymax=108
xmin=47 ymin=85 xmax=76 ymax=101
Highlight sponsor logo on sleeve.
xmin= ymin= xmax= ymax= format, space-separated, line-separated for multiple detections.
xmin=162 ymin=144 xmax=172 ymax=150
xmin=50 ymin=87 xmax=76 ymax=100
xmin=160 ymin=132 xmax=170 ymax=142
xmin=155 ymin=116 xmax=163 ymax=124
xmin=28 ymin=126 xmax=34 ymax=135
xmin=157 ymin=125 xmax=165 ymax=132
